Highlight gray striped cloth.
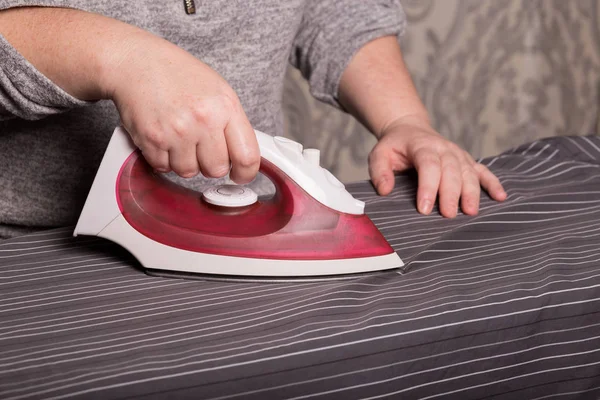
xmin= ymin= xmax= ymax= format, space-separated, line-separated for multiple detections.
xmin=1 ymin=135 xmax=600 ymax=400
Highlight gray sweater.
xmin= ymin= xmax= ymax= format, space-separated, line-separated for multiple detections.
xmin=0 ymin=0 xmax=406 ymax=238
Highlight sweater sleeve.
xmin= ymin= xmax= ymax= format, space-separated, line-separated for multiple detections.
xmin=289 ymin=0 xmax=407 ymax=109
xmin=0 ymin=1 xmax=94 ymax=121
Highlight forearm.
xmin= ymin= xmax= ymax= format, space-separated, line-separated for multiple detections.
xmin=338 ymin=35 xmax=430 ymax=138
xmin=0 ymin=6 xmax=151 ymax=101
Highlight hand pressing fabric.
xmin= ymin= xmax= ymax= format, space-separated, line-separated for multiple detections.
xmin=368 ymin=115 xmax=506 ymax=218
xmin=339 ymin=36 xmax=506 ymax=217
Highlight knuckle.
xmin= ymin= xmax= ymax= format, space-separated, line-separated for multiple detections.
xmin=235 ymin=154 xmax=260 ymax=171
xmin=170 ymin=115 xmax=190 ymax=139
xmin=439 ymin=144 xmax=463 ymax=162
xmin=146 ymin=157 xmax=168 ymax=171
xmin=191 ymin=101 xmax=217 ymax=126
xmin=191 ymin=92 xmax=239 ymax=127
xmin=425 ymin=155 xmax=442 ymax=168
xmin=463 ymin=177 xmax=481 ymax=191
xmin=173 ymin=165 xmax=199 ymax=178
xmin=143 ymin=128 xmax=169 ymax=151
xmin=432 ymin=140 xmax=449 ymax=154
xmin=474 ymin=162 xmax=490 ymax=174
xmin=449 ymin=186 xmax=462 ymax=199
xmin=461 ymin=163 xmax=476 ymax=177
xmin=442 ymin=140 xmax=461 ymax=153
xmin=232 ymin=149 xmax=260 ymax=170
xmin=448 ymin=142 xmax=462 ymax=153
xmin=203 ymin=163 xmax=230 ymax=178
xmin=219 ymin=91 xmax=239 ymax=113
xmin=442 ymin=163 xmax=460 ymax=177
xmin=415 ymin=148 xmax=440 ymax=167
xmin=445 ymin=154 xmax=462 ymax=171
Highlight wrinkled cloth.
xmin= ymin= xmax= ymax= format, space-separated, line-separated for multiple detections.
xmin=1 ymin=135 xmax=600 ymax=399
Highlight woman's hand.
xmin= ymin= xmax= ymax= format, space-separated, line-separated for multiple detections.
xmin=0 ymin=7 xmax=260 ymax=184
xmin=106 ymin=34 xmax=259 ymax=183
xmin=369 ymin=116 xmax=507 ymax=217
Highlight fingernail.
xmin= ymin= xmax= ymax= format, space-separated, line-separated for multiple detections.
xmin=420 ymin=199 xmax=432 ymax=214
xmin=154 ymin=168 xmax=169 ymax=173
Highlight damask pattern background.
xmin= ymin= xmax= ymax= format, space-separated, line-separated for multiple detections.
xmin=282 ymin=0 xmax=600 ymax=183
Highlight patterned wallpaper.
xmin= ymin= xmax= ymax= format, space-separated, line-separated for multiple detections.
xmin=282 ymin=0 xmax=600 ymax=183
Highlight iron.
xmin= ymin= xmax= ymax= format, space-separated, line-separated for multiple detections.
xmin=74 ymin=126 xmax=403 ymax=278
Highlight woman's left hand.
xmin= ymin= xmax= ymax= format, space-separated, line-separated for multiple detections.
xmin=368 ymin=116 xmax=507 ymax=218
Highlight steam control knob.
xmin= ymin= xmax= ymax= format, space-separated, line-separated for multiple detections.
xmin=203 ymin=185 xmax=258 ymax=207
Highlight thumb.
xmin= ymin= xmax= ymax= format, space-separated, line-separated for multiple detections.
xmin=368 ymin=145 xmax=395 ymax=196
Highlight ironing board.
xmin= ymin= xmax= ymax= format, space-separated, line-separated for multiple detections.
xmin=2 ymin=135 xmax=600 ymax=400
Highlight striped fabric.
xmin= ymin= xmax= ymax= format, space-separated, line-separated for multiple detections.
xmin=1 ymin=135 xmax=600 ymax=400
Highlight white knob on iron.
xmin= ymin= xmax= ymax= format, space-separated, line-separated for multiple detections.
xmin=203 ymin=185 xmax=258 ymax=207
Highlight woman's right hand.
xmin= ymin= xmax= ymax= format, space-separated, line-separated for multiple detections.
xmin=0 ymin=7 xmax=260 ymax=183
xmin=104 ymin=33 xmax=260 ymax=183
